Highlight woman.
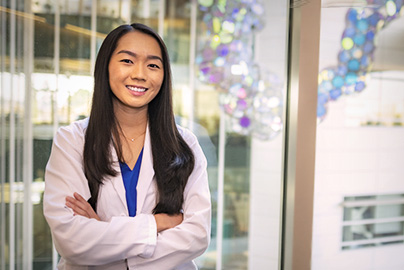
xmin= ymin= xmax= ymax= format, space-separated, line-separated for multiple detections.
xmin=43 ymin=23 xmax=211 ymax=269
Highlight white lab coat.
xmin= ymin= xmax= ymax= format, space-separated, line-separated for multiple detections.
xmin=43 ymin=118 xmax=211 ymax=270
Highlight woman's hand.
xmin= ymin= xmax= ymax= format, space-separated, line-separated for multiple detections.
xmin=65 ymin=192 xmax=100 ymax=221
xmin=154 ymin=213 xmax=183 ymax=232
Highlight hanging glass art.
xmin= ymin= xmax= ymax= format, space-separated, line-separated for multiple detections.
xmin=317 ymin=0 xmax=404 ymax=121
xmin=197 ymin=0 xmax=284 ymax=140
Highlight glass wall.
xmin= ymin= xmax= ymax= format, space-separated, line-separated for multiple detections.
xmin=0 ymin=0 xmax=290 ymax=269
xmin=313 ymin=1 xmax=404 ymax=269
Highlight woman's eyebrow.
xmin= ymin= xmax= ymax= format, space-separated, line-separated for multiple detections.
xmin=117 ymin=50 xmax=163 ymax=63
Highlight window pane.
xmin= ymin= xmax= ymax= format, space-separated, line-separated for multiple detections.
xmin=313 ymin=1 xmax=404 ymax=269
xmin=194 ymin=0 xmax=288 ymax=269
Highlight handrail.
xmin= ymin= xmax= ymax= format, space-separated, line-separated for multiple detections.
xmin=342 ymin=235 xmax=404 ymax=247
xmin=342 ymin=216 xmax=404 ymax=226
xmin=341 ymin=198 xmax=404 ymax=208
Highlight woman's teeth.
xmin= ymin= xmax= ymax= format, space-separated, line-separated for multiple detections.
xmin=127 ymin=86 xmax=146 ymax=92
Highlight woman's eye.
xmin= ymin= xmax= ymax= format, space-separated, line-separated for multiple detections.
xmin=149 ymin=64 xmax=160 ymax=69
xmin=120 ymin=59 xmax=132 ymax=64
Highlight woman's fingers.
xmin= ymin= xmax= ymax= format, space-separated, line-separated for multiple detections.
xmin=66 ymin=195 xmax=89 ymax=213
xmin=65 ymin=193 xmax=100 ymax=221
xmin=73 ymin=192 xmax=98 ymax=219
xmin=73 ymin=192 xmax=87 ymax=203
xmin=65 ymin=198 xmax=90 ymax=218
xmin=73 ymin=193 xmax=93 ymax=213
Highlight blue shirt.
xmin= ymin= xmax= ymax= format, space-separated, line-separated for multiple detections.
xmin=119 ymin=148 xmax=143 ymax=217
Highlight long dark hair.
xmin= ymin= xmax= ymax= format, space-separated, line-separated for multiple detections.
xmin=83 ymin=23 xmax=195 ymax=215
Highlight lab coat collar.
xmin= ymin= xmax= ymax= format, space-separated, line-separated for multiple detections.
xmin=110 ymin=123 xmax=155 ymax=215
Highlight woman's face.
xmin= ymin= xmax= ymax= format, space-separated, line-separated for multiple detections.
xmin=108 ymin=31 xmax=164 ymax=112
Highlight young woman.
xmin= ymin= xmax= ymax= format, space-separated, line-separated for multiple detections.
xmin=43 ymin=23 xmax=211 ymax=269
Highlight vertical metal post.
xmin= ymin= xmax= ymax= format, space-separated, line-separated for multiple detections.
xmin=158 ymin=0 xmax=165 ymax=38
xmin=53 ymin=0 xmax=60 ymax=134
xmin=9 ymin=0 xmax=16 ymax=268
xmin=52 ymin=1 xmax=61 ymax=268
xmin=53 ymin=0 xmax=60 ymax=132
xmin=127 ymin=0 xmax=132 ymax=24
xmin=216 ymin=111 xmax=226 ymax=270
xmin=90 ymin=0 xmax=97 ymax=76
xmin=23 ymin=0 xmax=34 ymax=269
xmin=280 ymin=0 xmax=321 ymax=269
xmin=188 ymin=0 xmax=197 ymax=132
xmin=0 ymin=0 xmax=7 ymax=268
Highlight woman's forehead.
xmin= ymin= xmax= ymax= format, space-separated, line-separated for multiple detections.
xmin=114 ymin=31 xmax=162 ymax=57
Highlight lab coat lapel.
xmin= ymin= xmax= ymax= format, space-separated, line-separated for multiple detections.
xmin=136 ymin=124 xmax=155 ymax=214
xmin=110 ymin=144 xmax=129 ymax=213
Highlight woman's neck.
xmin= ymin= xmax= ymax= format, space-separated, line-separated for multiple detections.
xmin=114 ymin=105 xmax=147 ymax=169
xmin=113 ymin=103 xmax=148 ymax=137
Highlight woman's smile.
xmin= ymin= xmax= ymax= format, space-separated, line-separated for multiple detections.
xmin=127 ymin=85 xmax=147 ymax=93
xmin=127 ymin=85 xmax=148 ymax=96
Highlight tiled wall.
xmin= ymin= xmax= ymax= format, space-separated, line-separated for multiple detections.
xmin=312 ymin=94 xmax=404 ymax=270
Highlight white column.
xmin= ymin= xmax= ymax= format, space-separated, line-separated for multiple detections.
xmin=248 ymin=1 xmax=289 ymax=268
xmin=9 ymin=0 xmax=16 ymax=269
xmin=52 ymin=1 xmax=61 ymax=268
xmin=90 ymin=0 xmax=97 ymax=76
xmin=22 ymin=1 xmax=34 ymax=269
xmin=1 ymin=0 xmax=8 ymax=269
xmin=53 ymin=0 xmax=60 ymax=134
xmin=158 ymin=0 xmax=165 ymax=38
xmin=216 ymin=110 xmax=226 ymax=270
xmin=188 ymin=0 xmax=197 ymax=132
xmin=249 ymin=136 xmax=284 ymax=269
xmin=143 ymin=0 xmax=150 ymax=18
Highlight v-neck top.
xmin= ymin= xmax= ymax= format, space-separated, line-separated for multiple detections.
xmin=119 ymin=148 xmax=144 ymax=217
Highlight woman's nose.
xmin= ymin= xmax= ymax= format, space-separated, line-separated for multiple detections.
xmin=131 ymin=64 xmax=146 ymax=80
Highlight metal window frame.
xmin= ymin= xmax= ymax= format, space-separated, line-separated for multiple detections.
xmin=0 ymin=0 xmax=7 ymax=269
xmin=23 ymin=1 xmax=34 ymax=269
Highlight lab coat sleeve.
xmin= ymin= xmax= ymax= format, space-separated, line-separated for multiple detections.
xmin=128 ymin=129 xmax=212 ymax=269
xmin=43 ymin=122 xmax=157 ymax=266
